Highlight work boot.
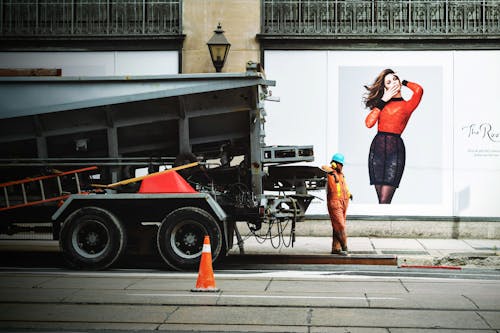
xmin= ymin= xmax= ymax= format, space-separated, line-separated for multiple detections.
xmin=331 ymin=249 xmax=348 ymax=256
xmin=337 ymin=230 xmax=348 ymax=252
xmin=331 ymin=230 xmax=339 ymax=254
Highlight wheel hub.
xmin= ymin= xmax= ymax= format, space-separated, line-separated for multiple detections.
xmin=170 ymin=220 xmax=206 ymax=259
xmin=86 ymin=232 xmax=99 ymax=246
xmin=183 ymin=232 xmax=197 ymax=246
xmin=72 ymin=220 xmax=110 ymax=258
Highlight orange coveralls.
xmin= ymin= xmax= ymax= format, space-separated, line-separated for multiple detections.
xmin=322 ymin=165 xmax=351 ymax=252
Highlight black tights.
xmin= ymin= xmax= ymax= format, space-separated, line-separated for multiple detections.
xmin=375 ymin=185 xmax=396 ymax=204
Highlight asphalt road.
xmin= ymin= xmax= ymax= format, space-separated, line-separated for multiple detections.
xmin=0 ymin=261 xmax=499 ymax=332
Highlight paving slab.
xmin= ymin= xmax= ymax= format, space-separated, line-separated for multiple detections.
xmin=464 ymin=294 xmax=500 ymax=310
xmin=366 ymin=293 xmax=477 ymax=310
xmin=160 ymin=323 xmax=307 ymax=332
xmin=214 ymin=278 xmax=271 ymax=292
xmin=0 ymin=287 xmax=76 ymax=303
xmin=418 ymin=239 xmax=476 ymax=251
xmin=311 ymin=308 xmax=490 ymax=329
xmin=0 ymin=322 xmax=159 ymax=331
xmin=267 ymin=279 xmax=407 ymax=294
xmin=347 ymin=237 xmax=375 ymax=252
xmin=0 ymin=303 xmax=174 ymax=323
xmin=66 ymin=289 xmax=219 ymax=306
xmin=38 ymin=276 xmax=143 ymax=290
xmin=166 ymin=306 xmax=308 ymax=326
xmin=464 ymin=239 xmax=500 ymax=250
xmin=310 ymin=328 xmax=390 ymax=333
xmin=216 ymin=291 xmax=368 ymax=307
xmin=0 ymin=275 xmax=57 ymax=288
xmin=125 ymin=276 xmax=271 ymax=293
xmin=402 ymin=281 xmax=500 ymax=296
xmin=370 ymin=238 xmax=425 ymax=250
xmin=390 ymin=329 xmax=498 ymax=333
xmin=231 ymin=236 xmax=290 ymax=254
xmin=125 ymin=277 xmax=199 ymax=291
xmin=279 ymin=237 xmax=330 ymax=254
xmin=477 ymin=310 xmax=500 ymax=328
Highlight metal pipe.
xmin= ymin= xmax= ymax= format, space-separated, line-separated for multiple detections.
xmin=75 ymin=173 xmax=81 ymax=193
xmin=21 ymin=184 xmax=27 ymax=204
xmin=57 ymin=176 xmax=62 ymax=196
xmin=39 ymin=179 xmax=45 ymax=200
xmin=3 ymin=187 xmax=9 ymax=208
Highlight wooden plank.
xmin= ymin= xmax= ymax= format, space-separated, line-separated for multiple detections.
xmin=226 ymin=254 xmax=398 ymax=266
xmin=92 ymin=161 xmax=199 ymax=188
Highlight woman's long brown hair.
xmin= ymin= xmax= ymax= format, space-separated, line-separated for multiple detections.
xmin=363 ymin=68 xmax=394 ymax=109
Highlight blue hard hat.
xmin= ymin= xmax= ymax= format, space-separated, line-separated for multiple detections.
xmin=331 ymin=153 xmax=345 ymax=165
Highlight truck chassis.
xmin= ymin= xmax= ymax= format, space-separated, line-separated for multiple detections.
xmin=0 ymin=66 xmax=325 ymax=270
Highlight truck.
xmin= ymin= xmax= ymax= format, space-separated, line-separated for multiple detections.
xmin=0 ymin=63 xmax=325 ymax=270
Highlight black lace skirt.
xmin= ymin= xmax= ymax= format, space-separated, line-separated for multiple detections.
xmin=368 ymin=132 xmax=406 ymax=187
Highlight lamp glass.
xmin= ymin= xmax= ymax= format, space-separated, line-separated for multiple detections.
xmin=211 ymin=44 xmax=227 ymax=61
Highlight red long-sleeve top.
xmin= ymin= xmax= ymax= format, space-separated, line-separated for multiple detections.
xmin=365 ymin=81 xmax=423 ymax=135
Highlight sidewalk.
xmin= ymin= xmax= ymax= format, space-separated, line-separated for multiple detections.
xmin=229 ymin=236 xmax=500 ymax=269
xmin=1 ymin=236 xmax=499 ymax=269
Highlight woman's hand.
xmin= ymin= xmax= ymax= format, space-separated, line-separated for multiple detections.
xmin=381 ymin=83 xmax=400 ymax=102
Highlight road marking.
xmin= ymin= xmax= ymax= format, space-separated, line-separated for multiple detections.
xmin=127 ymin=293 xmax=399 ymax=300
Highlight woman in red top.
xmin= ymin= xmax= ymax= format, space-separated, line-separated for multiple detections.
xmin=364 ymin=69 xmax=423 ymax=204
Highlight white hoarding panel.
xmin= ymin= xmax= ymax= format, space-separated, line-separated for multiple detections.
xmin=264 ymin=51 xmax=329 ymax=214
xmin=0 ymin=51 xmax=178 ymax=76
xmin=265 ymin=50 xmax=499 ymax=218
xmin=115 ymin=51 xmax=178 ymax=75
xmin=453 ymin=51 xmax=500 ymax=217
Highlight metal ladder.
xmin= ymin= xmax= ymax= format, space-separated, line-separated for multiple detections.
xmin=0 ymin=166 xmax=97 ymax=212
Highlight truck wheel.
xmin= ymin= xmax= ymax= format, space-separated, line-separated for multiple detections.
xmin=157 ymin=207 xmax=223 ymax=271
xmin=59 ymin=207 xmax=127 ymax=270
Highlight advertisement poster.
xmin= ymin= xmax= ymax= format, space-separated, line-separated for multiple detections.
xmin=337 ymin=65 xmax=443 ymax=206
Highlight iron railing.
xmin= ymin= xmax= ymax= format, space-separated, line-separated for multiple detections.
xmin=262 ymin=0 xmax=500 ymax=36
xmin=0 ymin=0 xmax=181 ymax=36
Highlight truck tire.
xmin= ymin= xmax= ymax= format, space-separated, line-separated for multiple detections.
xmin=59 ymin=207 xmax=127 ymax=270
xmin=157 ymin=207 xmax=223 ymax=271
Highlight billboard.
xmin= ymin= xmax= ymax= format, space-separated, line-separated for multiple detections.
xmin=264 ymin=50 xmax=500 ymax=218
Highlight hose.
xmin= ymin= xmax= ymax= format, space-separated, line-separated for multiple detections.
xmin=247 ymin=196 xmax=298 ymax=249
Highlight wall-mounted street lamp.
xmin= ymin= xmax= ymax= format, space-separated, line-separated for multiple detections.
xmin=207 ymin=23 xmax=231 ymax=72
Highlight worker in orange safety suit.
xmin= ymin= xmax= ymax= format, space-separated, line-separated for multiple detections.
xmin=321 ymin=153 xmax=352 ymax=255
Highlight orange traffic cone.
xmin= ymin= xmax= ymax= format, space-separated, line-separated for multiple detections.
xmin=191 ymin=235 xmax=220 ymax=292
